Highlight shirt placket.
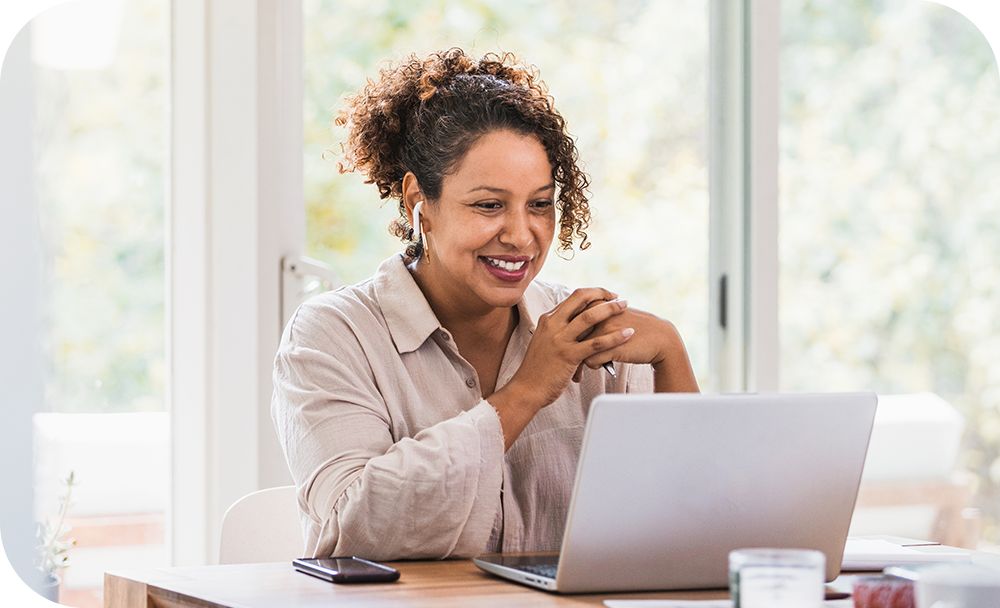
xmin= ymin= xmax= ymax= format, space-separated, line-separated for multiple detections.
xmin=497 ymin=324 xmax=530 ymax=552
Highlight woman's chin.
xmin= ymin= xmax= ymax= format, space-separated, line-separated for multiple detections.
xmin=473 ymin=284 xmax=529 ymax=310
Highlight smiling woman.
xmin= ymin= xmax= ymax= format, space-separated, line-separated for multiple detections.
xmin=270 ymin=48 xmax=698 ymax=561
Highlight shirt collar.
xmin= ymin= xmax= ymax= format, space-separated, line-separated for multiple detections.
xmin=373 ymin=254 xmax=443 ymax=354
xmin=373 ymin=253 xmax=549 ymax=353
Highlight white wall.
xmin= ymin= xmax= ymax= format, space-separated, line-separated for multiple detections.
xmin=0 ymin=25 xmax=45 ymax=593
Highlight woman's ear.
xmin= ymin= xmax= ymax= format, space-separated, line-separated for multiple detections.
xmin=401 ymin=172 xmax=424 ymax=228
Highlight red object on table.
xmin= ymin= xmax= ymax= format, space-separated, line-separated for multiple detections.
xmin=852 ymin=575 xmax=915 ymax=608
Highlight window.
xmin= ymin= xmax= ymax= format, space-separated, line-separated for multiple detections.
xmin=9 ymin=1 xmax=171 ymax=605
xmin=302 ymin=0 xmax=711 ymax=387
xmin=780 ymin=0 xmax=1000 ymax=546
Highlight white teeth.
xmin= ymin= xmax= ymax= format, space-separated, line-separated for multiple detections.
xmin=485 ymin=257 xmax=526 ymax=271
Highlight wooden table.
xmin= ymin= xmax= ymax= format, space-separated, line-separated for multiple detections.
xmin=105 ymin=559 xmax=741 ymax=607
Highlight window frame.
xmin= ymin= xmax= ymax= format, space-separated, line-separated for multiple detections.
xmin=169 ymin=0 xmax=303 ymax=565
xmin=709 ymin=0 xmax=779 ymax=393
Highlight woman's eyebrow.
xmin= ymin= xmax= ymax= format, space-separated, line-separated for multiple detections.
xmin=466 ymin=183 xmax=556 ymax=195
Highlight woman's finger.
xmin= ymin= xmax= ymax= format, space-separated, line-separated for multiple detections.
xmin=548 ymin=287 xmax=618 ymax=324
xmin=574 ymin=326 xmax=635 ymax=360
xmin=566 ymin=298 xmax=628 ymax=341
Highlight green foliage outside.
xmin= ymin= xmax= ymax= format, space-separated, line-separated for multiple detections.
xmin=34 ymin=0 xmax=167 ymax=414
xmin=303 ymin=0 xmax=710 ymax=383
xmin=780 ymin=0 xmax=1000 ymax=541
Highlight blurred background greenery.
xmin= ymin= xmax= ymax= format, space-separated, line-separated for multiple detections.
xmin=33 ymin=0 xmax=167 ymax=415
xmin=779 ymin=0 xmax=1000 ymax=541
xmin=302 ymin=0 xmax=711 ymax=383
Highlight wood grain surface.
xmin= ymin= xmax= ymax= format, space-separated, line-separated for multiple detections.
xmin=104 ymin=559 xmax=733 ymax=607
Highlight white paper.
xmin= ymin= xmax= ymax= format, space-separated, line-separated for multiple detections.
xmin=603 ymin=601 xmax=851 ymax=608
xmin=841 ymin=538 xmax=971 ymax=570
xmin=604 ymin=602 xmax=732 ymax=608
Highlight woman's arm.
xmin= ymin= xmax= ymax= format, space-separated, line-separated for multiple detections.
xmin=650 ymin=321 xmax=699 ymax=392
xmin=583 ymin=309 xmax=700 ymax=393
xmin=272 ymin=317 xmax=504 ymax=561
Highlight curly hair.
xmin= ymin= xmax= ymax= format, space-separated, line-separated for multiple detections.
xmin=335 ymin=48 xmax=591 ymax=257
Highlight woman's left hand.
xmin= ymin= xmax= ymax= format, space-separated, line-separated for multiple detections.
xmin=581 ymin=308 xmax=700 ymax=392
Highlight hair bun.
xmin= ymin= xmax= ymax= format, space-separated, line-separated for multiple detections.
xmin=416 ymin=47 xmax=476 ymax=101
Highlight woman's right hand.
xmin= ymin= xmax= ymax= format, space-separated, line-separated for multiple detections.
xmin=487 ymin=288 xmax=634 ymax=449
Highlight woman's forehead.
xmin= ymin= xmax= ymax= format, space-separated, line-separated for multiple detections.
xmin=444 ymin=130 xmax=552 ymax=195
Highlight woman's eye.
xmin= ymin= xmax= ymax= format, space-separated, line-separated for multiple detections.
xmin=475 ymin=201 xmax=503 ymax=210
xmin=531 ymin=199 xmax=555 ymax=209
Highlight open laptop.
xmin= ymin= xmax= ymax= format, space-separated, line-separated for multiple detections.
xmin=474 ymin=392 xmax=877 ymax=593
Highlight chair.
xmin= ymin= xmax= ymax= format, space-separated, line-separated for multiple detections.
xmin=219 ymin=485 xmax=304 ymax=564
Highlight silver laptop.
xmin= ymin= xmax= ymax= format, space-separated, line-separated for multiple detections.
xmin=474 ymin=392 xmax=877 ymax=593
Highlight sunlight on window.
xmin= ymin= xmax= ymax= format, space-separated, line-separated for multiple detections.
xmin=30 ymin=0 xmax=124 ymax=70
xmin=27 ymin=0 xmax=169 ymax=605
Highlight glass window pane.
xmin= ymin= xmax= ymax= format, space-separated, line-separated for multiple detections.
xmin=23 ymin=0 xmax=169 ymax=605
xmin=780 ymin=0 xmax=1000 ymax=547
xmin=303 ymin=0 xmax=710 ymax=386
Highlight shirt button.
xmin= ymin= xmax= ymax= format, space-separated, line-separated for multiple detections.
xmin=465 ymin=378 xmax=476 ymax=388
xmin=440 ymin=331 xmax=451 ymax=341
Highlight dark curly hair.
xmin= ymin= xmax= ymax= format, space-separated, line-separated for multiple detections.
xmin=335 ymin=48 xmax=591 ymax=257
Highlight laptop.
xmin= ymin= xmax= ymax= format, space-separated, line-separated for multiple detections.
xmin=474 ymin=392 xmax=877 ymax=593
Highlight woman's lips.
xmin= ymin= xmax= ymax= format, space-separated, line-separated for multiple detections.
xmin=479 ymin=256 xmax=530 ymax=282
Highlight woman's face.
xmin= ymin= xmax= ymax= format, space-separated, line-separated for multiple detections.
xmin=420 ymin=129 xmax=556 ymax=314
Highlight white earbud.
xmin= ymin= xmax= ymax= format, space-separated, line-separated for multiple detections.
xmin=412 ymin=201 xmax=424 ymax=244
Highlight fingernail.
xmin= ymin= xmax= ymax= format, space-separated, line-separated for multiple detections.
xmin=616 ymin=298 xmax=628 ymax=309
xmin=622 ymin=327 xmax=635 ymax=338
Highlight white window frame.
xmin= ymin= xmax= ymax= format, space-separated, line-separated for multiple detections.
xmin=169 ymin=0 xmax=302 ymax=565
xmin=709 ymin=0 xmax=779 ymax=392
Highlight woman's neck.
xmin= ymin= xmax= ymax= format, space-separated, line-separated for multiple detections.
xmin=408 ymin=259 xmax=516 ymax=345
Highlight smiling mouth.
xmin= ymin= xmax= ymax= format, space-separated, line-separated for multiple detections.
xmin=482 ymin=256 xmax=527 ymax=271
xmin=478 ymin=256 xmax=531 ymax=282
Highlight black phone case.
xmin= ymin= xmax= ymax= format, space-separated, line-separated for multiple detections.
xmin=293 ymin=557 xmax=400 ymax=584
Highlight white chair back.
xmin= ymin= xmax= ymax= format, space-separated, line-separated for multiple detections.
xmin=219 ymin=485 xmax=304 ymax=564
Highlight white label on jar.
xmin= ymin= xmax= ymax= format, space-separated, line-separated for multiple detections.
xmin=737 ymin=565 xmax=824 ymax=608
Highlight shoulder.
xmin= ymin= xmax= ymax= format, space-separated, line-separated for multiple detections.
xmin=281 ymin=277 xmax=384 ymax=349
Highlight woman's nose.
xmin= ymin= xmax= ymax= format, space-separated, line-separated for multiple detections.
xmin=500 ymin=211 xmax=533 ymax=249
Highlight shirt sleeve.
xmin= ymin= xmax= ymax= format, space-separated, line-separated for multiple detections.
xmin=623 ymin=362 xmax=655 ymax=394
xmin=271 ymin=304 xmax=505 ymax=561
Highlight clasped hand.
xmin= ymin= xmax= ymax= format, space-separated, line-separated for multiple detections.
xmin=488 ymin=287 xmax=692 ymax=450
xmin=506 ymin=288 xmax=675 ymax=410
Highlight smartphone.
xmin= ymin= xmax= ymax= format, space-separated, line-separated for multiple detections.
xmin=292 ymin=557 xmax=400 ymax=584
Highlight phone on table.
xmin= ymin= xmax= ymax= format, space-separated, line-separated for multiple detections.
xmin=292 ymin=557 xmax=400 ymax=584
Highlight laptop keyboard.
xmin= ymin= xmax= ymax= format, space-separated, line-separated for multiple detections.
xmin=514 ymin=562 xmax=559 ymax=579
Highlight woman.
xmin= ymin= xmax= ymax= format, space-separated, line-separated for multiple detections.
xmin=272 ymin=48 xmax=698 ymax=561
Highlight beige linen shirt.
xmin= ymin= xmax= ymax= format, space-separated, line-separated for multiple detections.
xmin=271 ymin=254 xmax=652 ymax=560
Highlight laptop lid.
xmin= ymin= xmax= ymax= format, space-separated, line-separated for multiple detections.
xmin=550 ymin=392 xmax=877 ymax=593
